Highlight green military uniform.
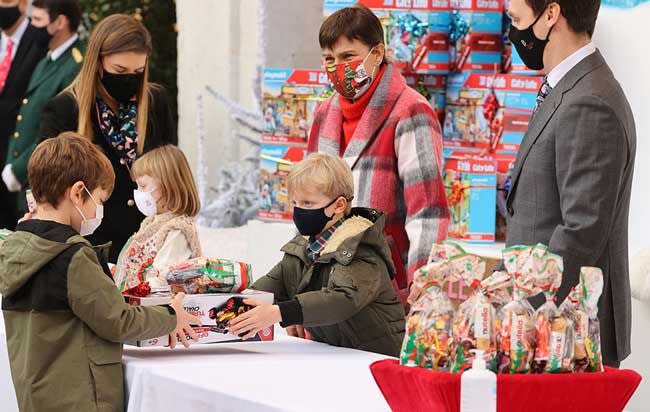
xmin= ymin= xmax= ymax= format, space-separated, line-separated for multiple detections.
xmin=4 ymin=38 xmax=84 ymax=212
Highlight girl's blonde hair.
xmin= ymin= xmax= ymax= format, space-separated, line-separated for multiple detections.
xmin=132 ymin=145 xmax=201 ymax=217
xmin=287 ymin=153 xmax=355 ymax=214
xmin=67 ymin=14 xmax=152 ymax=154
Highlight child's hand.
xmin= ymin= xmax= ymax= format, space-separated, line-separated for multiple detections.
xmin=17 ymin=212 xmax=32 ymax=225
xmin=169 ymin=292 xmax=202 ymax=349
xmin=286 ymin=325 xmax=306 ymax=339
xmin=228 ymin=299 xmax=281 ymax=340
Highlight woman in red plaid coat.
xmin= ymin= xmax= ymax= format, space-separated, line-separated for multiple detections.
xmin=308 ymin=5 xmax=450 ymax=303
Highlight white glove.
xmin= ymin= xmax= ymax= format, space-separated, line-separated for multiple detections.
xmin=2 ymin=164 xmax=21 ymax=192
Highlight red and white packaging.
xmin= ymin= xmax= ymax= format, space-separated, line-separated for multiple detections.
xmin=125 ymin=290 xmax=275 ymax=347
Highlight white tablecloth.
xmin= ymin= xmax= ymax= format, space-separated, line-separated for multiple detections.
xmin=123 ymin=332 xmax=391 ymax=412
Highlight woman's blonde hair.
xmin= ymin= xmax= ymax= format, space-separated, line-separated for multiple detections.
xmin=131 ymin=145 xmax=201 ymax=217
xmin=67 ymin=14 xmax=152 ymax=154
xmin=287 ymin=153 xmax=355 ymax=214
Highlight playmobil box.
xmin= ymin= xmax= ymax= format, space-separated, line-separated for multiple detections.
xmin=125 ymin=290 xmax=275 ymax=347
xmin=262 ymin=68 xmax=333 ymax=145
xmin=443 ymin=152 xmax=497 ymax=242
xmin=405 ymin=72 xmax=447 ymax=124
xmin=324 ymin=0 xmax=452 ymax=74
xmin=258 ymin=144 xmax=306 ymax=222
xmin=443 ymin=72 xmax=542 ymax=153
xmin=494 ymin=153 xmax=516 ymax=241
xmin=449 ymin=0 xmax=504 ymax=73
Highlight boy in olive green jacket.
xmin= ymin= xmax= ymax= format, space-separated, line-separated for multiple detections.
xmin=231 ymin=154 xmax=405 ymax=356
xmin=0 ymin=133 xmax=199 ymax=412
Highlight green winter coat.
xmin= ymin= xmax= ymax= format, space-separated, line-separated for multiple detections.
xmin=252 ymin=208 xmax=405 ymax=356
xmin=0 ymin=220 xmax=177 ymax=412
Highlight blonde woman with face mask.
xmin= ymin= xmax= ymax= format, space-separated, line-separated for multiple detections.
xmin=37 ymin=14 xmax=177 ymax=262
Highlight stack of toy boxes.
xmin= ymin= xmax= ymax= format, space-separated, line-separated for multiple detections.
xmin=259 ymin=69 xmax=332 ymax=221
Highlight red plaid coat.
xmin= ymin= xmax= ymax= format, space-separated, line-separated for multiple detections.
xmin=308 ymin=64 xmax=450 ymax=299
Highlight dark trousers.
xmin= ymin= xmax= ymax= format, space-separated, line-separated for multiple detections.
xmin=0 ymin=185 xmax=17 ymax=230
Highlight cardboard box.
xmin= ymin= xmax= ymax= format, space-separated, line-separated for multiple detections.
xmin=443 ymin=153 xmax=497 ymax=242
xmin=494 ymin=153 xmax=516 ymax=241
xmin=443 ymin=72 xmax=542 ymax=153
xmin=258 ymin=144 xmax=306 ymax=222
xmin=449 ymin=0 xmax=504 ymax=73
xmin=262 ymin=68 xmax=333 ymax=145
xmin=324 ymin=0 xmax=452 ymax=74
xmin=125 ymin=290 xmax=275 ymax=347
xmin=405 ymin=72 xmax=447 ymax=124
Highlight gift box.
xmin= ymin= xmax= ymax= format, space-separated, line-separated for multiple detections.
xmin=166 ymin=257 xmax=252 ymax=295
xmin=125 ymin=290 xmax=275 ymax=347
xmin=258 ymin=144 xmax=306 ymax=221
xmin=449 ymin=0 xmax=504 ymax=73
xmin=494 ymin=153 xmax=515 ymax=241
xmin=262 ymin=68 xmax=332 ymax=145
xmin=324 ymin=0 xmax=452 ymax=74
xmin=443 ymin=153 xmax=497 ymax=242
xmin=405 ymin=72 xmax=447 ymax=124
xmin=443 ymin=72 xmax=542 ymax=153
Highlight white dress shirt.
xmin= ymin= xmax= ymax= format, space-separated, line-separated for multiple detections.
xmin=547 ymin=42 xmax=597 ymax=88
xmin=0 ymin=16 xmax=29 ymax=62
xmin=49 ymin=33 xmax=78 ymax=61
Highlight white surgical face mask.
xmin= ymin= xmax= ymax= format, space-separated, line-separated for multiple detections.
xmin=133 ymin=187 xmax=157 ymax=217
xmin=76 ymin=186 xmax=104 ymax=237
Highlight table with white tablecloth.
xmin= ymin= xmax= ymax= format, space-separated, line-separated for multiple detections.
xmin=123 ymin=332 xmax=391 ymax=412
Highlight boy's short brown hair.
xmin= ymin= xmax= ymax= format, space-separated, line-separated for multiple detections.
xmin=287 ymin=153 xmax=355 ymax=214
xmin=319 ymin=5 xmax=385 ymax=50
xmin=131 ymin=145 xmax=201 ymax=217
xmin=28 ymin=132 xmax=115 ymax=206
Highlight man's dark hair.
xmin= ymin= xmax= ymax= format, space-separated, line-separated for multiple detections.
xmin=319 ymin=4 xmax=385 ymax=50
xmin=32 ymin=0 xmax=82 ymax=32
xmin=526 ymin=0 xmax=600 ymax=37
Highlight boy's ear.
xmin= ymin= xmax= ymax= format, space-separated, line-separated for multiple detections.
xmin=69 ymin=181 xmax=85 ymax=206
xmin=333 ymin=197 xmax=347 ymax=216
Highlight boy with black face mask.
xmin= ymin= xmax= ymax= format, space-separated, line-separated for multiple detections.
xmin=0 ymin=0 xmax=47 ymax=230
xmin=230 ymin=153 xmax=405 ymax=357
xmin=2 ymin=0 xmax=84 ymax=218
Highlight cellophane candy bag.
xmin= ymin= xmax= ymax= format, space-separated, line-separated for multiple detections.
xmin=496 ymin=246 xmax=543 ymax=374
xmin=400 ymin=260 xmax=456 ymax=370
xmin=450 ymin=257 xmax=511 ymax=373
xmin=166 ymin=257 xmax=251 ymax=294
xmin=408 ymin=241 xmax=467 ymax=305
xmin=560 ymin=267 xmax=605 ymax=372
xmin=533 ymin=253 xmax=575 ymax=373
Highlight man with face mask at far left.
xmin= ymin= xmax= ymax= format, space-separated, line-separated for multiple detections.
xmin=2 ymin=0 xmax=83 ymax=219
xmin=0 ymin=0 xmax=47 ymax=230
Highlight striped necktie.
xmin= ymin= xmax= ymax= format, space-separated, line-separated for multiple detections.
xmin=534 ymin=76 xmax=552 ymax=113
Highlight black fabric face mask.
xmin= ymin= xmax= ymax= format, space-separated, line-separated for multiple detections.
xmin=100 ymin=71 xmax=144 ymax=105
xmin=32 ymin=26 xmax=53 ymax=48
xmin=293 ymin=197 xmax=342 ymax=237
xmin=0 ymin=6 xmax=21 ymax=30
xmin=508 ymin=11 xmax=554 ymax=71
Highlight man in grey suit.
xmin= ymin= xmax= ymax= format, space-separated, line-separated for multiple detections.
xmin=506 ymin=0 xmax=636 ymax=367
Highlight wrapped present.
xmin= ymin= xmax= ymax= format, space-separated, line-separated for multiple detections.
xmin=324 ymin=0 xmax=452 ymax=74
xmin=262 ymin=68 xmax=332 ymax=145
xmin=449 ymin=0 xmax=503 ymax=73
xmin=560 ymin=267 xmax=605 ymax=373
xmin=450 ymin=257 xmax=511 ymax=373
xmin=258 ymin=144 xmax=306 ymax=221
xmin=532 ymin=253 xmax=575 ymax=374
xmin=444 ymin=72 xmax=542 ymax=154
xmin=443 ymin=153 xmax=497 ymax=242
xmin=166 ymin=257 xmax=252 ymax=295
xmin=496 ymin=246 xmax=543 ymax=374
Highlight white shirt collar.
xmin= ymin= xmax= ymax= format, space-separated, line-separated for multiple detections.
xmin=50 ymin=33 xmax=78 ymax=61
xmin=546 ymin=42 xmax=597 ymax=88
xmin=0 ymin=17 xmax=29 ymax=60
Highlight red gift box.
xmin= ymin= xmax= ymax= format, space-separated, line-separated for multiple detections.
xmin=370 ymin=359 xmax=641 ymax=412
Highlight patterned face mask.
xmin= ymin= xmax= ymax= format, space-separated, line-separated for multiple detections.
xmin=325 ymin=47 xmax=377 ymax=100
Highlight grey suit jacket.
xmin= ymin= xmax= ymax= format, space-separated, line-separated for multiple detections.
xmin=506 ymin=50 xmax=636 ymax=363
